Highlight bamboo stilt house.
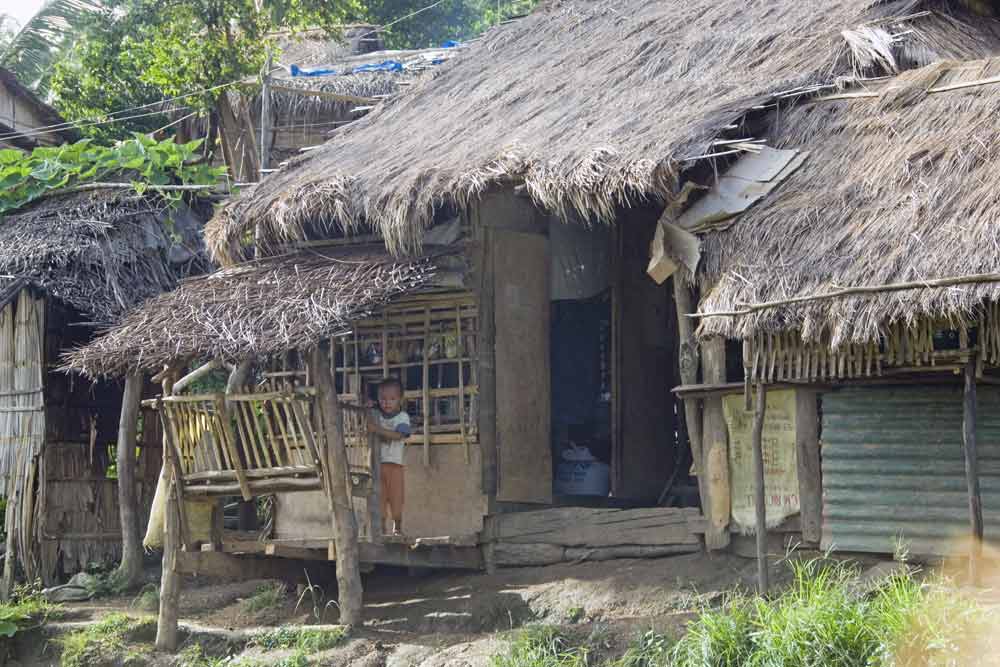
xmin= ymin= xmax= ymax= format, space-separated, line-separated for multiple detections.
xmin=64 ymin=0 xmax=1000 ymax=577
xmin=0 ymin=188 xmax=211 ymax=585
xmin=218 ymin=27 xmax=462 ymax=181
xmin=0 ymin=68 xmax=77 ymax=151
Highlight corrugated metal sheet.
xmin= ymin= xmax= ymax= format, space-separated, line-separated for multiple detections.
xmin=822 ymin=385 xmax=1000 ymax=556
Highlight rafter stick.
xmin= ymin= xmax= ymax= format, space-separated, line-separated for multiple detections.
xmin=690 ymin=273 xmax=1000 ymax=319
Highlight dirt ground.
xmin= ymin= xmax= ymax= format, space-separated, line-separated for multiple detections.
xmin=12 ymin=549 xmax=838 ymax=667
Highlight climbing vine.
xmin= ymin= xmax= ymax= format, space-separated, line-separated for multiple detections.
xmin=0 ymin=134 xmax=229 ymax=215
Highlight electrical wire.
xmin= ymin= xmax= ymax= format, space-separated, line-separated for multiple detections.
xmin=2 ymin=0 xmax=458 ymax=144
xmin=0 ymin=76 xmax=253 ymax=143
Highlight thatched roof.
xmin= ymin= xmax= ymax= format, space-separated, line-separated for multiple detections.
xmin=206 ymin=0 xmax=1000 ymax=265
xmin=0 ymin=189 xmax=210 ymax=325
xmin=63 ymin=246 xmax=459 ymax=377
xmin=697 ymin=56 xmax=1000 ymax=347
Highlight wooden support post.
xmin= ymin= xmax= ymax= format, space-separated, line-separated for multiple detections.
xmin=115 ymin=372 xmax=144 ymax=589
xmin=963 ymin=357 xmax=983 ymax=584
xmin=701 ymin=337 xmax=731 ymax=550
xmin=158 ymin=399 xmax=193 ymax=549
xmin=368 ymin=433 xmax=382 ymax=544
xmin=422 ymin=306 xmax=431 ymax=466
xmin=259 ymin=51 xmax=273 ymax=176
xmin=673 ymin=280 xmax=705 ymax=502
xmin=310 ymin=345 xmax=364 ymax=626
xmin=751 ymin=382 xmax=768 ymax=595
xmin=155 ymin=482 xmax=181 ymax=651
xmin=226 ymin=362 xmax=257 ymax=526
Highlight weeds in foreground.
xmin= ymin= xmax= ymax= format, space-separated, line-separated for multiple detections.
xmin=0 ymin=581 xmax=61 ymax=638
xmin=491 ymin=626 xmax=590 ymax=667
xmin=243 ymin=582 xmax=287 ymax=614
xmin=251 ymin=626 xmax=347 ymax=653
xmin=610 ymin=631 xmax=672 ymax=667
xmin=671 ymin=558 xmax=996 ymax=667
xmin=490 ymin=559 xmax=999 ymax=667
xmin=130 ymin=583 xmax=159 ymax=612
xmin=59 ymin=613 xmax=155 ymax=667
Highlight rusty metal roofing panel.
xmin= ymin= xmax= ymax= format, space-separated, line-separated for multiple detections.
xmin=821 ymin=385 xmax=1000 ymax=556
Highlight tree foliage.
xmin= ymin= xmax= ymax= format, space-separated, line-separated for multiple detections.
xmin=0 ymin=134 xmax=227 ymax=215
xmin=0 ymin=1 xmax=106 ymax=92
xmin=0 ymin=15 xmax=19 ymax=55
xmin=361 ymin=0 xmax=538 ymax=48
xmin=48 ymin=0 xmax=362 ymax=143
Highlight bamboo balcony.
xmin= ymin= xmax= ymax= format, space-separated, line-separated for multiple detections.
xmin=150 ymin=390 xmax=376 ymax=502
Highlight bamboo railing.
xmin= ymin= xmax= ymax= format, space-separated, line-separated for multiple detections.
xmin=147 ymin=390 xmax=377 ymax=505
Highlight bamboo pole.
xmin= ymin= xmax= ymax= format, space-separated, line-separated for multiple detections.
xmin=456 ymin=306 xmax=468 ymax=464
xmin=751 ymin=382 xmax=769 ymax=594
xmin=963 ymin=358 xmax=984 ymax=585
xmin=422 ymin=307 xmax=431 ymax=466
xmin=691 ymin=273 xmax=1000 ymax=319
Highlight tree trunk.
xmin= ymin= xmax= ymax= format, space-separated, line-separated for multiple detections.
xmin=115 ymin=373 xmax=144 ymax=589
xmin=310 ymin=346 xmax=364 ymax=626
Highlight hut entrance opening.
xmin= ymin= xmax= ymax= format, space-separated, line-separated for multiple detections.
xmin=548 ymin=208 xmax=685 ymax=505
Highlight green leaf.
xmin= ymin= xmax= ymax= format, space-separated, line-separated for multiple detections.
xmin=0 ymin=150 xmax=22 ymax=166
xmin=131 ymin=180 xmax=148 ymax=195
xmin=0 ymin=620 xmax=17 ymax=638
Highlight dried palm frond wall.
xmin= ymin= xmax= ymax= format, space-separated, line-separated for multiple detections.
xmin=206 ymin=0 xmax=1000 ymax=263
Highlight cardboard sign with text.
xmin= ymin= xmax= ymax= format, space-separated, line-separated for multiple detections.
xmin=723 ymin=389 xmax=799 ymax=533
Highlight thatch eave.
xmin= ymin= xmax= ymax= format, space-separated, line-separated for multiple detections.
xmin=203 ymin=0 xmax=1000 ymax=266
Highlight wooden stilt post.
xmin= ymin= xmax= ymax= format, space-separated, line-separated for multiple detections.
xmin=155 ymin=366 xmax=182 ymax=651
xmin=963 ymin=357 xmax=983 ymax=585
xmin=751 ymin=381 xmax=769 ymax=594
xmin=672 ymin=280 xmax=705 ymax=505
xmin=702 ymin=337 xmax=731 ymax=551
xmin=155 ymin=481 xmax=181 ymax=650
xmin=311 ymin=345 xmax=364 ymax=626
xmin=115 ymin=372 xmax=144 ymax=589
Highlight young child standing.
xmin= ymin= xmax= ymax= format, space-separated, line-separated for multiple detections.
xmin=367 ymin=378 xmax=411 ymax=536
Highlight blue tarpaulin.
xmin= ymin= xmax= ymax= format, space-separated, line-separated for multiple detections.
xmin=289 ymin=64 xmax=337 ymax=77
xmin=351 ymin=60 xmax=404 ymax=73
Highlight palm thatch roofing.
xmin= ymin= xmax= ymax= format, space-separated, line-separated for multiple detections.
xmin=697 ymin=56 xmax=1000 ymax=348
xmin=63 ymin=246 xmax=459 ymax=377
xmin=206 ymin=0 xmax=1000 ymax=265
xmin=232 ymin=30 xmax=457 ymax=128
xmin=0 ymin=188 xmax=210 ymax=325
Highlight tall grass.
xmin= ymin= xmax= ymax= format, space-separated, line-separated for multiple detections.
xmin=671 ymin=558 xmax=997 ymax=667
xmin=491 ymin=560 xmax=999 ymax=667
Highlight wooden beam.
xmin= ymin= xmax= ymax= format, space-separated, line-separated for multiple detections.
xmin=172 ymin=360 xmax=222 ymax=395
xmin=673 ymin=280 xmax=705 ymax=502
xmin=311 ymin=345 xmax=364 ymax=625
xmin=963 ymin=358 xmax=984 ymax=585
xmin=751 ymin=383 xmax=769 ymax=594
xmin=155 ymin=483 xmax=181 ymax=651
xmin=701 ymin=338 xmax=730 ymax=551
xmin=795 ymin=390 xmax=822 ymax=544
